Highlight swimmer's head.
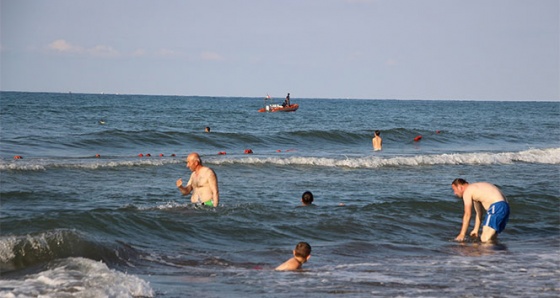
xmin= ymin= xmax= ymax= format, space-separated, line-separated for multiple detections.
xmin=301 ymin=191 xmax=314 ymax=205
xmin=293 ymin=242 xmax=312 ymax=263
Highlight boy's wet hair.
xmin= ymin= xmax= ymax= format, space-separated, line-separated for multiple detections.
xmin=294 ymin=242 xmax=311 ymax=258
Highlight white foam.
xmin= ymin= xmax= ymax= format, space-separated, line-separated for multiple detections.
xmin=1 ymin=148 xmax=558 ymax=171
xmin=0 ymin=157 xmax=181 ymax=171
xmin=0 ymin=257 xmax=154 ymax=297
xmin=212 ymin=148 xmax=560 ymax=168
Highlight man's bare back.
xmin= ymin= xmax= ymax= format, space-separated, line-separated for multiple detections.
xmin=462 ymin=182 xmax=507 ymax=209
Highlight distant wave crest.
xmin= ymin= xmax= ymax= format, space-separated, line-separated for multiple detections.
xmin=1 ymin=148 xmax=558 ymax=171
xmin=213 ymin=148 xmax=560 ymax=168
xmin=0 ymin=157 xmax=181 ymax=171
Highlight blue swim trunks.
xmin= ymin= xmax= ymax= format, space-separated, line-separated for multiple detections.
xmin=483 ymin=201 xmax=510 ymax=233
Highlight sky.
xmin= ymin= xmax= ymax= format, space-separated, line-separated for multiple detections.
xmin=1 ymin=0 xmax=559 ymax=101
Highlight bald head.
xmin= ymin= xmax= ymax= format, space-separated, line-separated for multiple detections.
xmin=185 ymin=152 xmax=202 ymax=171
xmin=187 ymin=152 xmax=201 ymax=163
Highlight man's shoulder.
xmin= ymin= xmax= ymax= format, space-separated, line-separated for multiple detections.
xmin=200 ymin=166 xmax=217 ymax=175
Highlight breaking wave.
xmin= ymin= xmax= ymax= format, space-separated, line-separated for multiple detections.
xmin=1 ymin=148 xmax=558 ymax=171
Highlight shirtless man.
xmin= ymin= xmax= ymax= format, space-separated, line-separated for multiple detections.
xmin=451 ymin=178 xmax=510 ymax=242
xmin=176 ymin=152 xmax=219 ymax=207
xmin=372 ymin=130 xmax=382 ymax=151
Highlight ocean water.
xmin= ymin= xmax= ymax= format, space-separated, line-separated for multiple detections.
xmin=0 ymin=91 xmax=559 ymax=297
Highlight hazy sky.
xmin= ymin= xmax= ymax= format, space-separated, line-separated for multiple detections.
xmin=1 ymin=0 xmax=558 ymax=100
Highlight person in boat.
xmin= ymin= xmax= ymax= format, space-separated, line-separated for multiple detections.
xmin=275 ymin=242 xmax=312 ymax=271
xmin=176 ymin=152 xmax=220 ymax=207
xmin=284 ymin=93 xmax=291 ymax=107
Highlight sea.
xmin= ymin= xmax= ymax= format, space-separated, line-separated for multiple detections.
xmin=0 ymin=91 xmax=559 ymax=297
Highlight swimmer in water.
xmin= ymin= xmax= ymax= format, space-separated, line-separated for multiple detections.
xmin=275 ymin=242 xmax=311 ymax=271
xmin=300 ymin=191 xmax=314 ymax=206
xmin=176 ymin=152 xmax=219 ymax=207
xmin=372 ymin=130 xmax=382 ymax=151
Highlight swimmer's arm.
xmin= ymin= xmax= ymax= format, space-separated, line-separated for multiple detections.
xmin=209 ymin=170 xmax=219 ymax=207
xmin=176 ymin=177 xmax=193 ymax=195
xmin=470 ymin=201 xmax=483 ymax=238
xmin=455 ymin=197 xmax=473 ymax=241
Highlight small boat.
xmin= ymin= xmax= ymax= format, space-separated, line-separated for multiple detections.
xmin=258 ymin=94 xmax=299 ymax=112
xmin=258 ymin=103 xmax=299 ymax=113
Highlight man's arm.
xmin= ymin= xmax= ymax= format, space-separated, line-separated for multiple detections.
xmin=455 ymin=197 xmax=473 ymax=241
xmin=176 ymin=176 xmax=193 ymax=196
xmin=208 ymin=169 xmax=219 ymax=207
xmin=470 ymin=201 xmax=484 ymax=238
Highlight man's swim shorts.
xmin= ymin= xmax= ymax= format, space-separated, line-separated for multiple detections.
xmin=483 ymin=201 xmax=510 ymax=233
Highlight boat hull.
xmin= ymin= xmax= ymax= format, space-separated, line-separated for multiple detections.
xmin=258 ymin=104 xmax=299 ymax=113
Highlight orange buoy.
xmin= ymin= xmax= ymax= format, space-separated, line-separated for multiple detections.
xmin=159 ymin=153 xmax=164 ymax=157
xmin=13 ymin=155 xmax=23 ymax=160
xmin=244 ymin=149 xmax=253 ymax=154
xmin=138 ymin=153 xmax=144 ymax=157
xmin=414 ymin=135 xmax=422 ymax=142
xmin=218 ymin=151 xmax=226 ymax=155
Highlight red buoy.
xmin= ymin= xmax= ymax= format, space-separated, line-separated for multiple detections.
xmin=244 ymin=149 xmax=253 ymax=154
xmin=95 ymin=154 xmax=101 ymax=158
xmin=13 ymin=155 xmax=23 ymax=160
xmin=414 ymin=135 xmax=422 ymax=142
xmin=138 ymin=153 xmax=144 ymax=157
xmin=159 ymin=153 xmax=164 ymax=157
xmin=171 ymin=154 xmax=176 ymax=157
xmin=218 ymin=151 xmax=226 ymax=155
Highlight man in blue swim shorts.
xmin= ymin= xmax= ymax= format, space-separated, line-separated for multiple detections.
xmin=451 ymin=178 xmax=510 ymax=243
